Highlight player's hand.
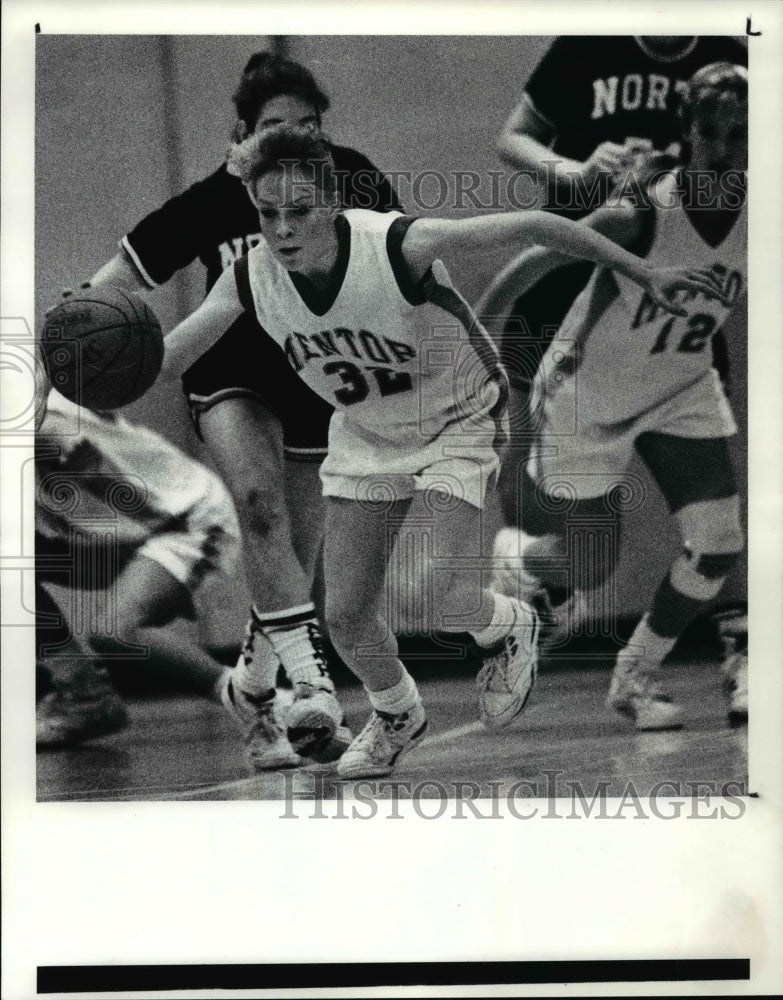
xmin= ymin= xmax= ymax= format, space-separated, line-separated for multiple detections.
xmin=616 ymin=138 xmax=656 ymax=179
xmin=61 ymin=281 xmax=92 ymax=300
xmin=579 ymin=142 xmax=630 ymax=184
xmin=44 ymin=281 xmax=92 ymax=316
xmin=643 ymin=267 xmax=730 ymax=317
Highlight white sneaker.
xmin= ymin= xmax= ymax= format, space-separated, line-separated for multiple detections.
xmin=721 ymin=649 xmax=748 ymax=725
xmin=491 ymin=528 xmax=543 ymax=601
xmin=337 ymin=702 xmax=428 ymax=779
xmin=221 ymin=675 xmax=302 ymax=771
xmin=476 ymin=597 xmax=540 ymax=729
xmin=607 ymin=650 xmax=684 ymax=731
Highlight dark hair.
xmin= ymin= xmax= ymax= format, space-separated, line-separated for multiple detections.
xmin=678 ymin=62 xmax=748 ymax=131
xmin=229 ymin=124 xmax=338 ymax=202
xmin=232 ymin=52 xmax=330 ymax=131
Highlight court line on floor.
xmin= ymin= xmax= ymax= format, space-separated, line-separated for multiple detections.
xmin=415 ymin=720 xmax=484 ymax=750
xmin=151 ymin=722 xmax=487 ymax=800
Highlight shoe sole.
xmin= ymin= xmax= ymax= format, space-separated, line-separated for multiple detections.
xmin=337 ymin=719 xmax=428 ymax=780
xmin=287 ymin=705 xmax=339 ymax=756
xmin=300 ymin=726 xmax=353 ymax=764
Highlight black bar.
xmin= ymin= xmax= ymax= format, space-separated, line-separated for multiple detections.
xmin=38 ymin=959 xmax=750 ymax=993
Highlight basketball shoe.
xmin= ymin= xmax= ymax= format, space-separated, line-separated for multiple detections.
xmin=221 ymin=675 xmax=302 ymax=771
xmin=278 ymin=621 xmax=345 ymax=756
xmin=476 ymin=596 xmax=540 ymax=729
xmin=715 ymin=608 xmax=748 ymax=725
xmin=36 ymin=688 xmax=130 ymax=747
xmin=337 ymin=702 xmax=428 ymax=779
xmin=607 ymin=649 xmax=684 ymax=730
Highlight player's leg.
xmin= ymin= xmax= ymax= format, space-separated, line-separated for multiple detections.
xmin=89 ymin=554 xmax=229 ymax=700
xmin=196 ymin=397 xmax=344 ymax=756
xmin=494 ymin=380 xmax=629 ymax=641
xmin=405 ymin=481 xmax=541 ymax=729
xmin=189 ymin=316 xmax=346 ymax=756
xmin=497 ymin=262 xmax=595 ymax=528
xmin=322 ymin=493 xmax=429 ymax=778
xmin=199 ymin=397 xmax=312 ymax=611
xmin=35 ymin=579 xmax=129 ymax=747
xmin=35 ymin=534 xmax=129 ymax=746
xmin=608 ymin=431 xmax=743 ymax=729
xmin=285 ymin=457 xmax=326 ymax=582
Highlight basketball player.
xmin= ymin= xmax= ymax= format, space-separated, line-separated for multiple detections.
xmin=64 ymin=53 xmax=401 ymax=761
xmin=36 ymin=389 xmax=245 ymax=749
xmin=494 ymin=35 xmax=747 ymax=564
xmin=154 ymin=124 xmax=726 ymax=777
xmin=479 ymin=63 xmax=747 ymax=729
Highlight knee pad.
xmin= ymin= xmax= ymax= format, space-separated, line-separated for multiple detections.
xmin=672 ymin=497 xmax=744 ymax=598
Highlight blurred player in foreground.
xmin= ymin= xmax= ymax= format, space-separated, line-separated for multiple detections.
xmin=36 ymin=389 xmax=241 ymax=748
xmin=155 ymin=124 xmax=726 ymax=778
xmin=479 ymin=63 xmax=748 ymax=729
xmin=64 ymin=52 xmax=401 ymax=764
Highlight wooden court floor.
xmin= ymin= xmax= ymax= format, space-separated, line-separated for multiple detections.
xmin=37 ymin=656 xmax=748 ymax=804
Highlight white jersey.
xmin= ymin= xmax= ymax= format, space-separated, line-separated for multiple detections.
xmin=545 ymin=171 xmax=746 ymax=423
xmin=240 ymin=210 xmax=506 ymax=440
xmin=38 ymin=390 xmax=237 ymax=547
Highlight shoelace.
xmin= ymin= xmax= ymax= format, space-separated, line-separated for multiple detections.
xmin=305 ymin=622 xmax=331 ymax=679
xmin=349 ymin=714 xmax=388 ymax=754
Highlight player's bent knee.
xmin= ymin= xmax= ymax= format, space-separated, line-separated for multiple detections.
xmin=325 ymin=601 xmax=384 ymax=651
xmin=233 ymin=486 xmax=288 ymax=538
xmin=677 ymin=496 xmax=744 ymax=575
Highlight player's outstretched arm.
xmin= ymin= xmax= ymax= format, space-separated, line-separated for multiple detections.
xmin=52 ymin=248 xmax=150 ymax=308
xmin=474 ymin=202 xmax=644 ymax=337
xmin=404 ymin=208 xmax=728 ymax=318
xmin=158 ymin=266 xmax=245 ymax=384
xmin=86 ymin=249 xmax=151 ymax=294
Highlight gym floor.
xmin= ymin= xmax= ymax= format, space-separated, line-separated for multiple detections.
xmin=37 ymin=655 xmax=747 ymax=803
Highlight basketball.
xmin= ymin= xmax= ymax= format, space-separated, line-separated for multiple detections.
xmin=40 ymin=287 xmax=164 ymax=410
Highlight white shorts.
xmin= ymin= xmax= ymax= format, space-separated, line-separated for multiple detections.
xmin=320 ymin=381 xmax=507 ymax=510
xmin=528 ymin=369 xmax=737 ymax=501
xmin=138 ymin=478 xmax=240 ymax=589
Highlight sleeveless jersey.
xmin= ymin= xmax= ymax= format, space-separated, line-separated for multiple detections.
xmin=240 ymin=210 xmax=507 ymax=439
xmin=550 ymin=171 xmax=746 ymax=422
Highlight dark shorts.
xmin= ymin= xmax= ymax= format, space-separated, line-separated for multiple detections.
xmin=181 ymin=314 xmax=333 ymax=461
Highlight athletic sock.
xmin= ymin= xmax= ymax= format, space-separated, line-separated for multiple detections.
xmin=253 ymin=603 xmax=335 ymax=693
xmin=232 ymin=610 xmax=279 ymax=697
xmin=368 ymin=668 xmax=420 ymax=716
xmin=472 ymin=592 xmax=518 ymax=649
xmin=624 ymin=613 xmax=678 ymax=668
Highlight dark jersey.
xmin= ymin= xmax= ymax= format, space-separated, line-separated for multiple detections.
xmin=525 ymin=35 xmax=747 ymax=166
xmin=503 ymin=36 xmax=745 ymax=386
xmin=123 ymin=143 xmax=402 ymax=292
